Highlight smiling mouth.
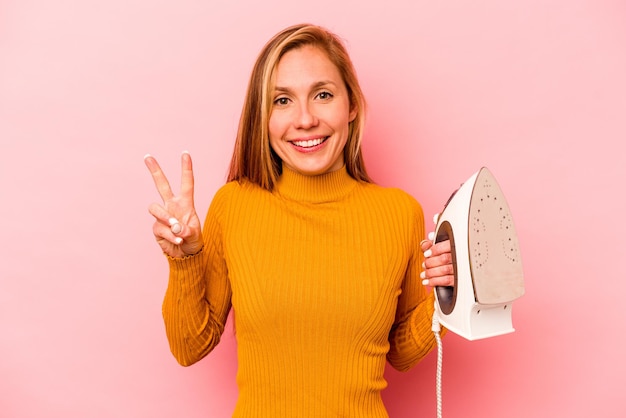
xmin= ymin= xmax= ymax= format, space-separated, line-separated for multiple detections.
xmin=291 ymin=136 xmax=329 ymax=149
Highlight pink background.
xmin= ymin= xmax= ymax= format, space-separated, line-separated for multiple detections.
xmin=1 ymin=0 xmax=625 ymax=417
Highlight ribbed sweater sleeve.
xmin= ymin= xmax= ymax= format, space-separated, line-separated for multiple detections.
xmin=387 ymin=193 xmax=446 ymax=371
xmin=162 ymin=186 xmax=233 ymax=366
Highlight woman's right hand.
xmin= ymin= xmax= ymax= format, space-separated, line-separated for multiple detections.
xmin=144 ymin=152 xmax=203 ymax=258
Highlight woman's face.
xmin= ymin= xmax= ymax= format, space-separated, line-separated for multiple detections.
xmin=268 ymin=45 xmax=356 ymax=176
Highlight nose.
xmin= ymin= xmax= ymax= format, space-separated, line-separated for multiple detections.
xmin=295 ymin=102 xmax=318 ymax=129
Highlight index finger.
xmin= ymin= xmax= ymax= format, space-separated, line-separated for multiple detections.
xmin=144 ymin=154 xmax=175 ymax=202
xmin=430 ymin=239 xmax=452 ymax=256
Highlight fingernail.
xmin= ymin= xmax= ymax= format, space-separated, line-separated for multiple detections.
xmin=420 ymin=239 xmax=429 ymax=247
xmin=428 ymin=231 xmax=434 ymax=241
xmin=420 ymin=271 xmax=426 ymax=279
xmin=174 ymin=237 xmax=183 ymax=245
xmin=421 ymin=262 xmax=425 ymax=269
xmin=171 ymin=223 xmax=182 ymax=234
xmin=168 ymin=217 xmax=179 ymax=226
xmin=422 ymin=279 xmax=430 ymax=286
xmin=424 ymin=249 xmax=432 ymax=257
xmin=182 ymin=150 xmax=190 ymax=155
xmin=433 ymin=213 xmax=439 ymax=224
xmin=143 ymin=153 xmax=152 ymax=160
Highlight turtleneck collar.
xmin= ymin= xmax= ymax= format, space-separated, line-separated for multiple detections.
xmin=275 ymin=164 xmax=358 ymax=204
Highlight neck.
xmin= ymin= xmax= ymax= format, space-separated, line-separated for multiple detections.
xmin=275 ymin=165 xmax=357 ymax=203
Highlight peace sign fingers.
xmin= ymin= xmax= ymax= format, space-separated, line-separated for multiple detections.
xmin=144 ymin=152 xmax=203 ymax=258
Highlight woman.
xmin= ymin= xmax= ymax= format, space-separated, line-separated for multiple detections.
xmin=145 ymin=23 xmax=453 ymax=417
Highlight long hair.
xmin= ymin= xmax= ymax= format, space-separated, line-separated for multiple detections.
xmin=227 ymin=24 xmax=371 ymax=190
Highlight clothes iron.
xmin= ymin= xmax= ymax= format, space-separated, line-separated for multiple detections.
xmin=433 ymin=167 xmax=525 ymax=340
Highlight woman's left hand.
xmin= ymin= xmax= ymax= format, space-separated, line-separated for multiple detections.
xmin=420 ymin=235 xmax=455 ymax=287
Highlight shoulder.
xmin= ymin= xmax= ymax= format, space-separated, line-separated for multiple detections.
xmin=209 ymin=179 xmax=268 ymax=213
xmin=213 ymin=180 xmax=242 ymax=201
xmin=214 ymin=179 xmax=263 ymax=199
xmin=209 ymin=181 xmax=258 ymax=213
xmin=356 ymin=182 xmax=424 ymax=216
xmin=353 ymin=183 xmax=425 ymax=245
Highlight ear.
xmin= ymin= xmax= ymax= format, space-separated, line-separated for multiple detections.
xmin=349 ymin=103 xmax=358 ymax=122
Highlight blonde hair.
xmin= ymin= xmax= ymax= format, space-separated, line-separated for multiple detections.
xmin=227 ymin=23 xmax=371 ymax=190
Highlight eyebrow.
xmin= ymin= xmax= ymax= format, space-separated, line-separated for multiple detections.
xmin=273 ymin=80 xmax=338 ymax=92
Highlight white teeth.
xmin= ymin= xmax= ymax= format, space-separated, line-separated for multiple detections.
xmin=293 ymin=137 xmax=326 ymax=148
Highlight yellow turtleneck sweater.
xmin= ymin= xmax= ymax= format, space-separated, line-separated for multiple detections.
xmin=163 ymin=166 xmax=441 ymax=417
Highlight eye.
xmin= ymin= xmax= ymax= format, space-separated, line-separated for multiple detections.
xmin=273 ymin=97 xmax=290 ymax=106
xmin=316 ymin=91 xmax=333 ymax=100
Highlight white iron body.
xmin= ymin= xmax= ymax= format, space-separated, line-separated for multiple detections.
xmin=433 ymin=167 xmax=525 ymax=340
